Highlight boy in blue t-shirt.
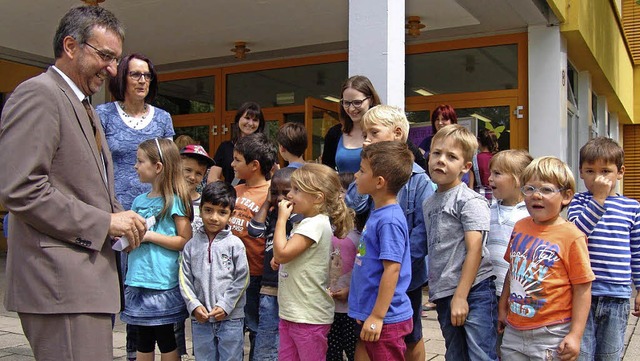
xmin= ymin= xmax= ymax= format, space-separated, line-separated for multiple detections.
xmin=567 ymin=137 xmax=640 ymax=360
xmin=348 ymin=141 xmax=414 ymax=360
xmin=345 ymin=105 xmax=435 ymax=361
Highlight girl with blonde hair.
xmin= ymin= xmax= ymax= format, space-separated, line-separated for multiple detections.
xmin=273 ymin=163 xmax=354 ymax=360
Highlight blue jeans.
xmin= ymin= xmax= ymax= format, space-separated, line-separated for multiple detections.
xmin=191 ymin=318 xmax=244 ymax=361
xmin=254 ymin=294 xmax=279 ymax=361
xmin=579 ymin=296 xmax=630 ymax=361
xmin=245 ymin=276 xmax=261 ymax=360
xmin=434 ymin=277 xmax=499 ymax=361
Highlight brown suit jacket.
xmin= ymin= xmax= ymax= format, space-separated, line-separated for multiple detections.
xmin=0 ymin=67 xmax=123 ymax=314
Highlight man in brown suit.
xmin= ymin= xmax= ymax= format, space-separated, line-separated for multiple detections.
xmin=0 ymin=6 xmax=146 ymax=360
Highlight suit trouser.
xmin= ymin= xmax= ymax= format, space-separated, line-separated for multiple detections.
xmin=19 ymin=312 xmax=112 ymax=361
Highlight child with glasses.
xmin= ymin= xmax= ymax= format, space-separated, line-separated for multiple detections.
xmin=566 ymin=137 xmax=640 ymax=360
xmin=498 ymin=156 xmax=595 ymax=361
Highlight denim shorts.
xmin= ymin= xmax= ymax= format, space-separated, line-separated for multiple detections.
xmin=578 ymin=296 xmax=630 ymax=361
xmin=120 ymin=285 xmax=188 ymax=326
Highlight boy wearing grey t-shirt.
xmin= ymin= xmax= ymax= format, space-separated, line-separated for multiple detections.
xmin=422 ymin=124 xmax=498 ymax=361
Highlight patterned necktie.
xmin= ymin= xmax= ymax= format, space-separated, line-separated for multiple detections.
xmin=82 ymin=99 xmax=102 ymax=153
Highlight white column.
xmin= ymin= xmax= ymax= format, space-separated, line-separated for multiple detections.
xmin=609 ymin=112 xmax=620 ymax=142
xmin=528 ymin=25 xmax=568 ymax=160
xmin=577 ymin=71 xmax=592 ymax=147
xmin=596 ymin=95 xmax=608 ymax=137
xmin=348 ymin=0 xmax=405 ymax=110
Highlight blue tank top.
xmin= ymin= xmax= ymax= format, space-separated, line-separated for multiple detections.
xmin=335 ymin=135 xmax=362 ymax=173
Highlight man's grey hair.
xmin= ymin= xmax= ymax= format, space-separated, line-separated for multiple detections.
xmin=53 ymin=6 xmax=124 ymax=58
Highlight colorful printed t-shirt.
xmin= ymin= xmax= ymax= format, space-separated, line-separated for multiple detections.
xmin=230 ymin=182 xmax=269 ymax=276
xmin=504 ymin=217 xmax=595 ymax=330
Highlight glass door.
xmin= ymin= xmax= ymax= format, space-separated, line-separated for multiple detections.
xmin=304 ymin=97 xmax=340 ymax=162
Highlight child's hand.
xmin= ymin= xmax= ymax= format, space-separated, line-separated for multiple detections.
xmin=450 ymin=295 xmax=469 ymax=326
xmin=277 ymin=199 xmax=294 ymax=220
xmin=141 ymin=230 xmax=157 ymax=243
xmin=210 ymin=306 xmax=227 ymax=321
xmin=329 ymin=287 xmax=349 ymax=301
xmin=633 ymin=291 xmax=640 ymax=317
xmin=497 ymin=301 xmax=508 ymax=334
xmin=270 ymin=258 xmax=280 ymax=271
xmin=265 ymin=185 xmax=275 ymax=208
xmin=193 ymin=305 xmax=209 ymax=323
xmin=591 ymin=175 xmax=613 ymax=205
xmin=359 ymin=315 xmax=383 ymax=342
xmin=557 ymin=332 xmax=581 ymax=361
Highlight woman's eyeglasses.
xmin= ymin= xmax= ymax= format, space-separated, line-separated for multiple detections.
xmin=340 ymin=97 xmax=370 ymax=108
xmin=521 ymin=185 xmax=564 ymax=197
xmin=128 ymin=71 xmax=154 ymax=82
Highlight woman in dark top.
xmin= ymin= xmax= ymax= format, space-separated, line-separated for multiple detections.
xmin=418 ymin=104 xmax=471 ymax=185
xmin=207 ymin=101 xmax=265 ymax=184
xmin=321 ymin=75 xmax=381 ymax=172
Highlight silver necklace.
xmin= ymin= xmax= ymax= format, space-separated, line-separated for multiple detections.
xmin=119 ymin=101 xmax=149 ymax=128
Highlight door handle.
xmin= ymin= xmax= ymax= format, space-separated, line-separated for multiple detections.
xmin=514 ymin=106 xmax=524 ymax=119
xmin=222 ymin=124 xmax=229 ymax=135
xmin=212 ymin=125 xmax=218 ymax=136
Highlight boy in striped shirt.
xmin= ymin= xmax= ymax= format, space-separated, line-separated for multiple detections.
xmin=568 ymin=136 xmax=640 ymax=360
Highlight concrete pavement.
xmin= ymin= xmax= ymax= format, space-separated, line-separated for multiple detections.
xmin=0 ymin=252 xmax=638 ymax=360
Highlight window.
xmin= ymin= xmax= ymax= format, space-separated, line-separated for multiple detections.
xmin=152 ymin=77 xmax=214 ymax=115
xmin=226 ymin=62 xmax=347 ymax=110
xmin=406 ymin=44 xmax=518 ymax=96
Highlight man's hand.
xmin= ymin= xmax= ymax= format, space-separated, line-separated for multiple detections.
xmin=109 ymin=211 xmax=146 ymax=250
xmin=193 ymin=306 xmax=209 ymax=323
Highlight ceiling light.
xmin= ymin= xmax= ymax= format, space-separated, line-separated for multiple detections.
xmin=406 ymin=16 xmax=426 ymax=37
xmin=413 ymin=88 xmax=434 ymax=97
xmin=231 ymin=41 xmax=251 ymax=60
xmin=323 ymin=96 xmax=340 ymax=103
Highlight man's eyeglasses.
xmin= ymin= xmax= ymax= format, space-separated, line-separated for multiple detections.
xmin=128 ymin=71 xmax=154 ymax=82
xmin=521 ymin=185 xmax=565 ymax=197
xmin=83 ymin=42 xmax=120 ymax=65
xmin=341 ymin=97 xmax=370 ymax=109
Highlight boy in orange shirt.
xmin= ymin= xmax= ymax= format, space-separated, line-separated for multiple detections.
xmin=498 ymin=156 xmax=595 ymax=360
xmin=228 ymin=132 xmax=278 ymax=360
